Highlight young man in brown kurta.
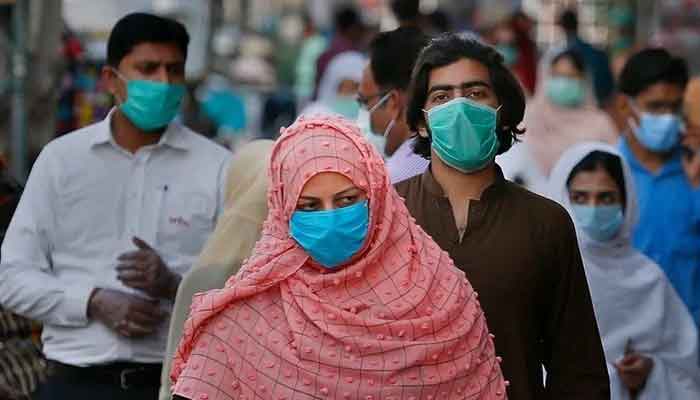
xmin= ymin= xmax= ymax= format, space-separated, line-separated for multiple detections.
xmin=395 ymin=34 xmax=610 ymax=399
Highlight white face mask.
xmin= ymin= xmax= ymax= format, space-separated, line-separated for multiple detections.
xmin=356 ymin=92 xmax=394 ymax=158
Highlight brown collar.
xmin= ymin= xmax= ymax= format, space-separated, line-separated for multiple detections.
xmin=419 ymin=163 xmax=507 ymax=201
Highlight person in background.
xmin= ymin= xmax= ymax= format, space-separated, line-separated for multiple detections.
xmin=395 ymin=33 xmax=610 ymax=399
xmin=522 ymin=48 xmax=618 ymax=174
xmin=558 ymin=9 xmax=615 ymax=107
xmin=294 ymin=13 xmax=328 ymax=109
xmin=313 ymin=6 xmax=366 ymax=99
xmin=549 ymin=142 xmax=700 ymax=399
xmin=682 ymin=76 xmax=700 ymax=196
xmin=0 ymin=157 xmax=47 ymax=400
xmin=357 ymin=27 xmax=430 ymax=183
xmin=158 ymin=140 xmax=272 ymax=400
xmin=510 ymin=10 xmax=537 ymax=95
xmin=303 ymin=51 xmax=366 ymax=120
xmin=616 ymin=48 xmax=700 ymax=327
xmin=170 ymin=115 xmax=509 ymax=400
xmin=0 ymin=13 xmax=231 ymax=400
xmin=390 ymin=0 xmax=421 ymax=29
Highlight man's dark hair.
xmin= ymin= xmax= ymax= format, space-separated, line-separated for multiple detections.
xmin=567 ymin=151 xmax=627 ymax=208
xmin=107 ymin=13 xmax=190 ymax=67
xmin=390 ymin=0 xmax=420 ymax=23
xmin=407 ymin=33 xmax=526 ymax=158
xmin=369 ymin=27 xmax=428 ymax=91
xmin=618 ymin=48 xmax=689 ymax=97
xmin=334 ymin=6 xmax=362 ymax=34
xmin=558 ymin=9 xmax=578 ymax=34
xmin=551 ymin=48 xmax=586 ymax=74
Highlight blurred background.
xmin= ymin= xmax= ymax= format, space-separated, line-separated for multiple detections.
xmin=0 ymin=0 xmax=699 ymax=181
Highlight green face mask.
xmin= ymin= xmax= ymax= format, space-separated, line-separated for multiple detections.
xmin=330 ymin=96 xmax=360 ymax=120
xmin=424 ymin=97 xmax=501 ymax=173
xmin=114 ymin=69 xmax=186 ymax=132
xmin=546 ymin=77 xmax=585 ymax=108
xmin=496 ymin=44 xmax=519 ymax=66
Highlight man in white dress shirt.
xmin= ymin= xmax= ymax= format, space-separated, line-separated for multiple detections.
xmin=356 ymin=27 xmax=430 ymax=183
xmin=0 ymin=13 xmax=230 ymax=399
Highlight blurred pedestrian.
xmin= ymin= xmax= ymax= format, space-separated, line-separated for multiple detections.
xmin=558 ymin=9 xmax=615 ymax=107
xmin=0 ymin=157 xmax=47 ymax=400
xmin=357 ymin=27 xmax=429 ymax=182
xmin=510 ymin=11 xmax=538 ymax=95
xmin=158 ymin=140 xmax=272 ymax=400
xmin=395 ymin=33 xmax=610 ymax=399
xmin=616 ymin=48 xmax=700 ymax=327
xmin=523 ymin=48 xmax=618 ymax=174
xmin=549 ymin=142 xmax=700 ymax=399
xmin=0 ymin=13 xmax=231 ymax=400
xmin=313 ymin=6 xmax=367 ymax=99
xmin=390 ymin=0 xmax=421 ymax=29
xmin=303 ymin=51 xmax=365 ymax=119
xmin=170 ymin=115 xmax=509 ymax=400
xmin=294 ymin=13 xmax=328 ymax=109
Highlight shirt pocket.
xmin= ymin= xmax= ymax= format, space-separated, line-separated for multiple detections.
xmin=156 ymin=188 xmax=215 ymax=257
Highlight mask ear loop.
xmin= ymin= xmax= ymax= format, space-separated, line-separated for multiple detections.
xmin=109 ymin=67 xmax=128 ymax=105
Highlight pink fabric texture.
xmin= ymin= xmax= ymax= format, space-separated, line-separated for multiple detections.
xmin=171 ymin=115 xmax=508 ymax=400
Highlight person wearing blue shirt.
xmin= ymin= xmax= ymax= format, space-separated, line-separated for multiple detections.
xmin=616 ymin=48 xmax=700 ymax=327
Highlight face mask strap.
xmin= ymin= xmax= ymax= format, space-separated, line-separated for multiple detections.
xmin=369 ymin=91 xmax=393 ymax=114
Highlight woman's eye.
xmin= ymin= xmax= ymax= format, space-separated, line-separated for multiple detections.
xmin=296 ymin=203 xmax=318 ymax=211
xmin=337 ymin=196 xmax=357 ymax=207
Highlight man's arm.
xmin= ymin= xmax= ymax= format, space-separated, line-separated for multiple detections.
xmin=0 ymin=147 xmax=94 ymax=326
xmin=541 ymin=210 xmax=611 ymax=399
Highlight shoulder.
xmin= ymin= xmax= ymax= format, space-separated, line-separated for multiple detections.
xmin=177 ymin=126 xmax=231 ymax=163
xmin=503 ymin=181 xmax=575 ymax=232
xmin=45 ymin=123 xmax=103 ymax=155
xmin=394 ymin=174 xmax=422 ymax=198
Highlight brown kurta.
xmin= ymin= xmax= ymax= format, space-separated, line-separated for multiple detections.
xmin=395 ymin=166 xmax=609 ymax=400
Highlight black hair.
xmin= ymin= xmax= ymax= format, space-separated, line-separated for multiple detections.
xmin=390 ymin=0 xmax=420 ymax=23
xmin=558 ymin=9 xmax=578 ymax=34
xmin=567 ymin=151 xmax=627 ymax=207
xmin=407 ymin=33 xmax=526 ymax=158
xmin=618 ymin=48 xmax=689 ymax=97
xmin=551 ymin=48 xmax=586 ymax=75
xmin=369 ymin=27 xmax=429 ymax=91
xmin=334 ymin=6 xmax=362 ymax=33
xmin=107 ymin=13 xmax=189 ymax=67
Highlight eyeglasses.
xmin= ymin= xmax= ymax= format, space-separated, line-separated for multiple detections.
xmin=356 ymin=91 xmax=390 ymax=110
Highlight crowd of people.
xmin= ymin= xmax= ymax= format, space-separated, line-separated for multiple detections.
xmin=1 ymin=1 xmax=700 ymax=400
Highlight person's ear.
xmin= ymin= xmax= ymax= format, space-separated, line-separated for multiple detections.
xmin=387 ymin=90 xmax=404 ymax=119
xmin=102 ymin=66 xmax=124 ymax=102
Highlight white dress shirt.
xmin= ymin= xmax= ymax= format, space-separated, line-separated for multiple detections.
xmin=0 ymin=111 xmax=231 ymax=366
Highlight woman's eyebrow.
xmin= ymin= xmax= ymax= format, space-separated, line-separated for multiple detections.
xmin=334 ymin=186 xmax=361 ymax=197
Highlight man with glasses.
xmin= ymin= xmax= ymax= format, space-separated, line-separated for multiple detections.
xmin=395 ymin=33 xmax=609 ymax=399
xmin=356 ymin=27 xmax=430 ymax=183
xmin=617 ymin=48 xmax=700 ymax=327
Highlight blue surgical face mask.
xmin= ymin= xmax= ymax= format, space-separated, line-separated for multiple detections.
xmin=289 ymin=200 xmax=369 ymax=269
xmin=628 ymin=102 xmax=682 ymax=152
xmin=357 ymin=92 xmax=394 ymax=158
xmin=113 ymin=69 xmax=186 ymax=132
xmin=423 ymin=97 xmax=501 ymax=173
xmin=571 ymin=204 xmax=624 ymax=242
xmin=496 ymin=44 xmax=519 ymax=66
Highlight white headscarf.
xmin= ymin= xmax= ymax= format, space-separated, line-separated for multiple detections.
xmin=302 ymin=51 xmax=366 ymax=116
xmin=548 ymin=142 xmax=700 ymax=399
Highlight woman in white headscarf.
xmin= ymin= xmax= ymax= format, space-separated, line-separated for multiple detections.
xmin=302 ymin=51 xmax=366 ymax=119
xmin=548 ymin=141 xmax=700 ymax=399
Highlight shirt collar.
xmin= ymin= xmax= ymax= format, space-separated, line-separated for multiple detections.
xmin=420 ymin=162 xmax=506 ymax=200
xmin=90 ymin=108 xmax=189 ymax=152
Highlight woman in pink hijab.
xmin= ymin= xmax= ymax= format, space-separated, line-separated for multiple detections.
xmin=170 ymin=115 xmax=508 ymax=400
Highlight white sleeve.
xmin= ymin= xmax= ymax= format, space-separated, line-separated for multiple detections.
xmin=215 ymin=154 xmax=232 ymax=220
xmin=639 ymin=280 xmax=700 ymax=399
xmin=0 ymin=146 xmax=94 ymax=326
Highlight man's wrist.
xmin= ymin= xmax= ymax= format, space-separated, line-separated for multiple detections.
xmin=87 ymin=288 xmax=102 ymax=319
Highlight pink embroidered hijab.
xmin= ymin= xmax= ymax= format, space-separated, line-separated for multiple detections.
xmin=171 ymin=115 xmax=508 ymax=400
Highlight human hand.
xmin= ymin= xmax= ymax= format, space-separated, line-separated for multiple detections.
xmin=116 ymin=237 xmax=181 ymax=300
xmin=615 ymin=352 xmax=654 ymax=394
xmin=87 ymin=288 xmax=167 ymax=338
